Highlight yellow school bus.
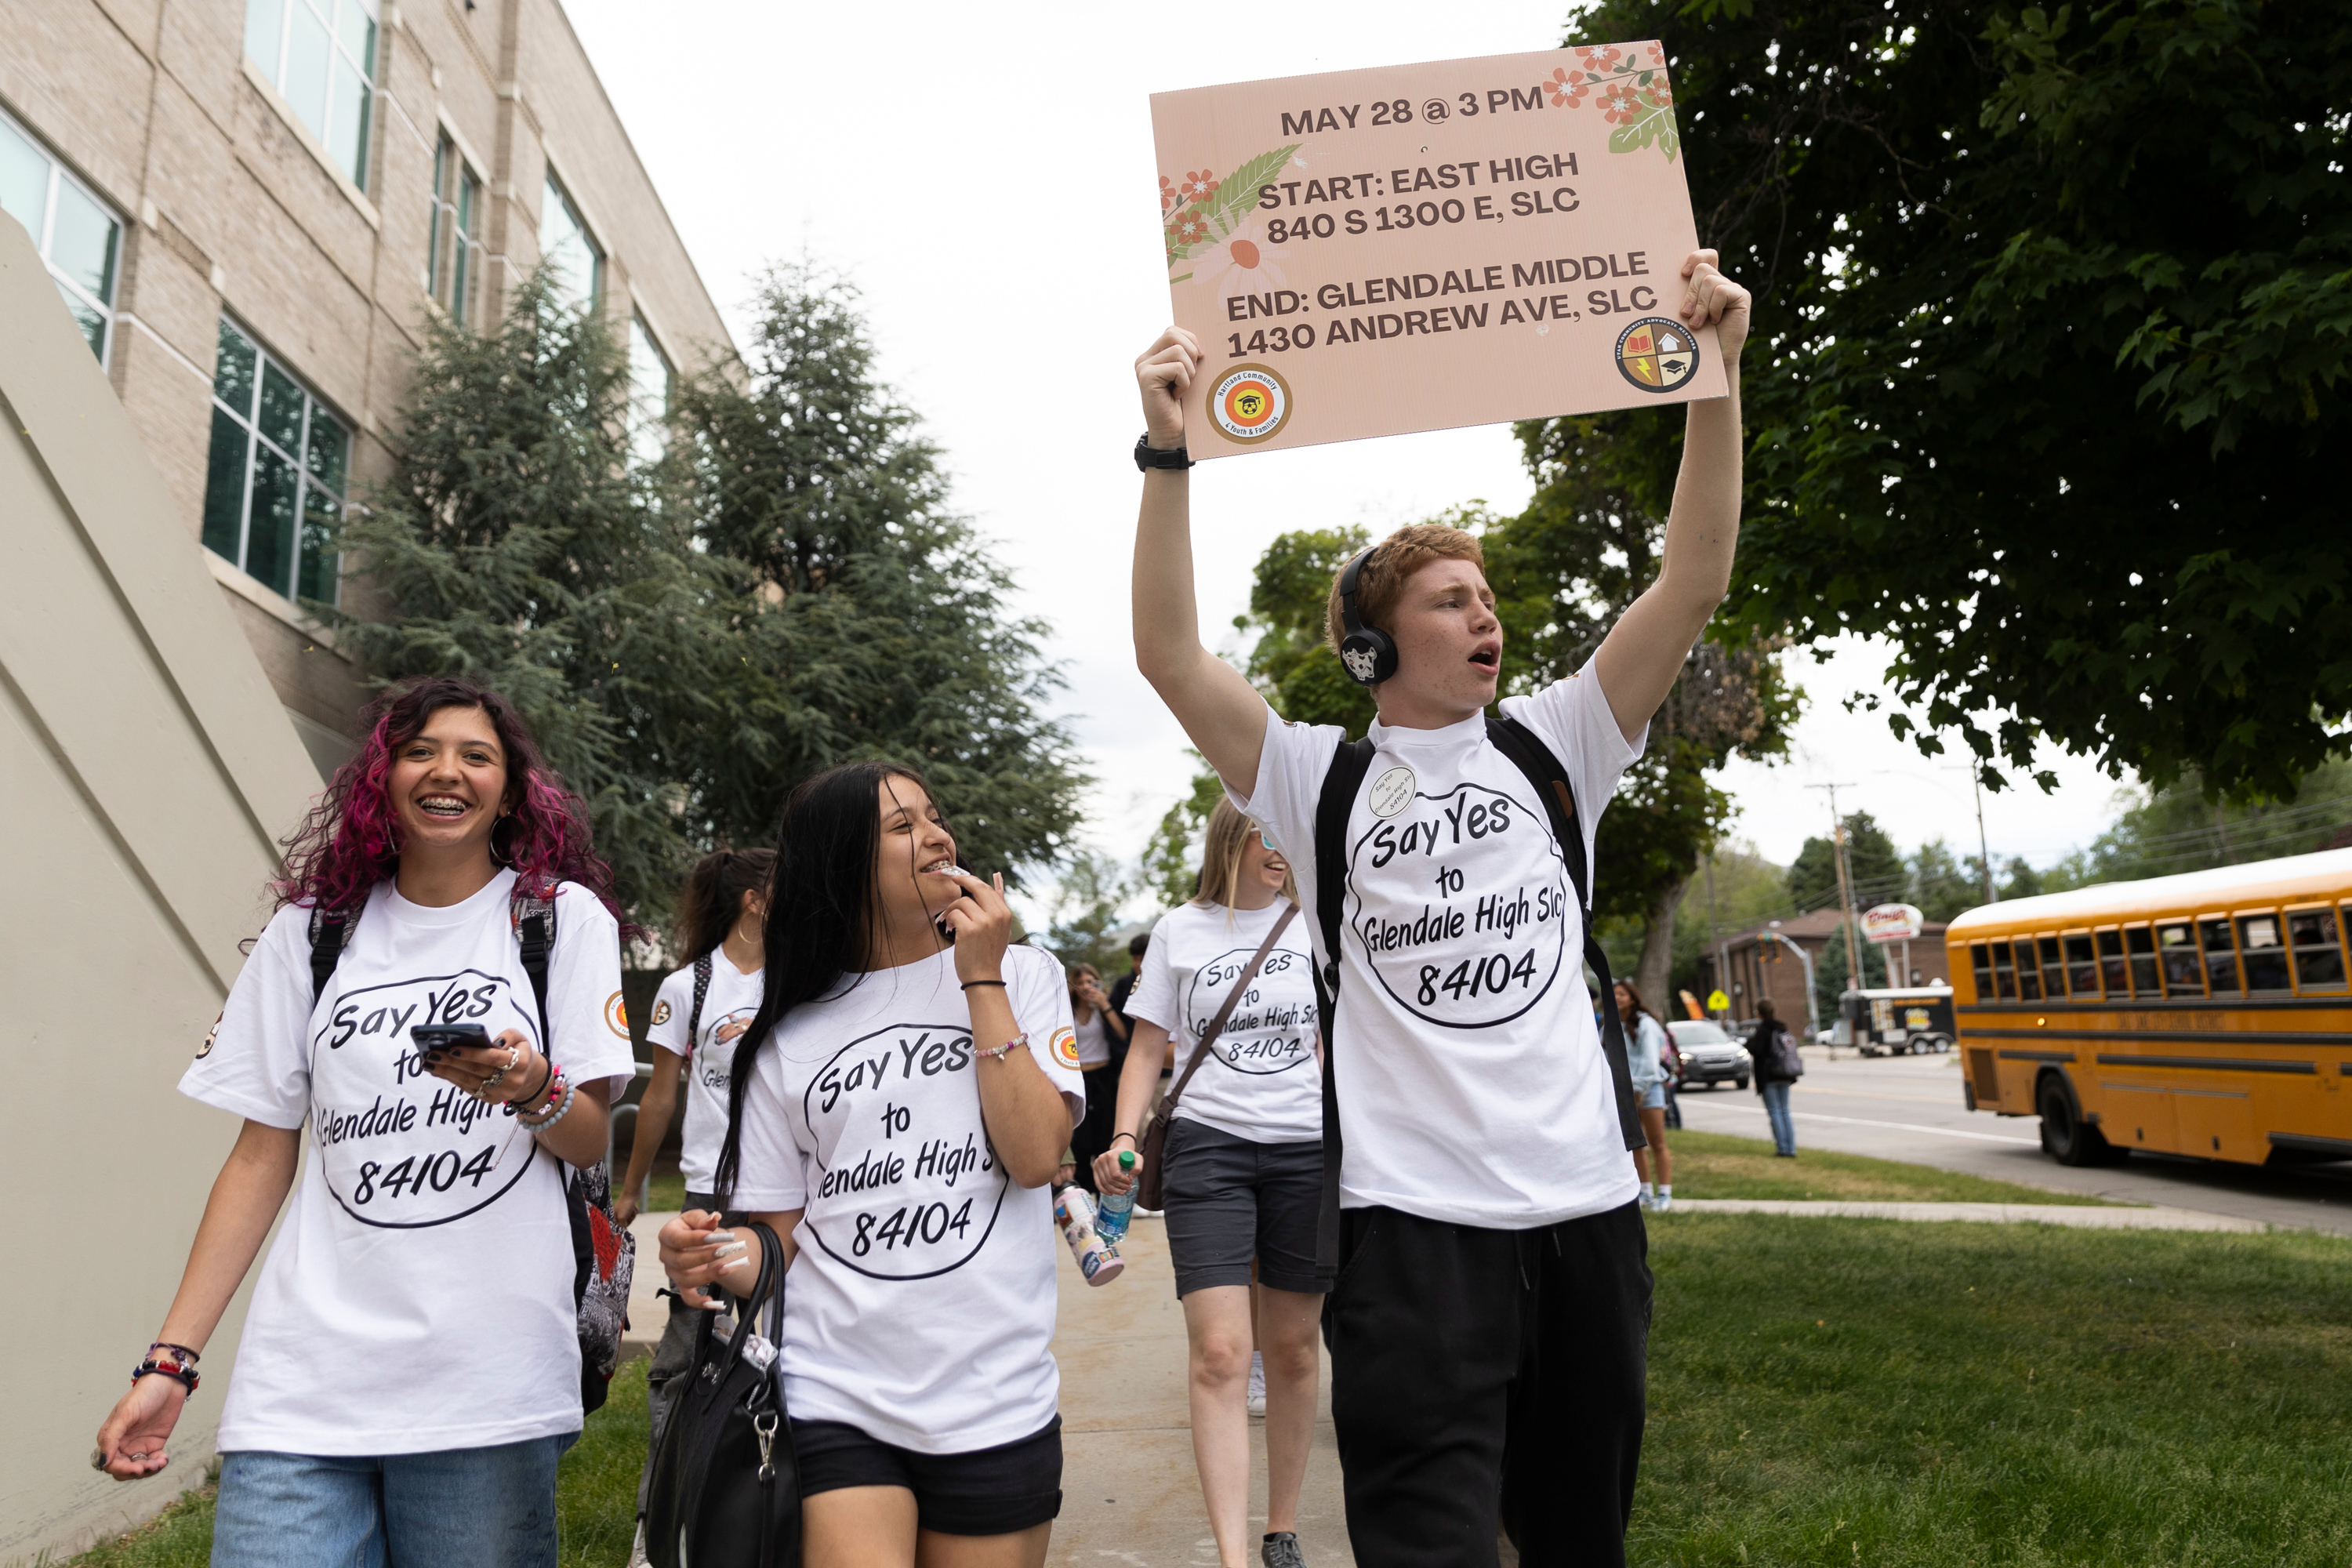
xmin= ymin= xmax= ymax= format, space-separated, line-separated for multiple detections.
xmin=1947 ymin=848 xmax=2352 ymax=1167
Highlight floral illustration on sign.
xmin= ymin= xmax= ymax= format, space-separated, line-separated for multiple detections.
xmin=1192 ymin=218 xmax=1290 ymax=301
xmin=1160 ymin=143 xmax=1301 ymax=283
xmin=1546 ymin=41 xmax=1679 ymax=162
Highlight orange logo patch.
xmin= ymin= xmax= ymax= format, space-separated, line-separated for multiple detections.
xmin=604 ymin=991 xmax=630 ymax=1038
xmin=1051 ymin=1026 xmax=1082 ymax=1070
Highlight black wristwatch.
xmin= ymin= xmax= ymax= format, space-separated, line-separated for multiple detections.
xmin=1134 ymin=432 xmax=1195 ymax=471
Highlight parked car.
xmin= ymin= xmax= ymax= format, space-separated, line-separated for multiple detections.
xmin=1666 ymin=1020 xmax=1751 ymax=1091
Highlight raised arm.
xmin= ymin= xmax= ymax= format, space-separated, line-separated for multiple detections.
xmin=1591 ymin=250 xmax=1755 ymax=742
xmin=1133 ymin=328 xmax=1273 ymax=797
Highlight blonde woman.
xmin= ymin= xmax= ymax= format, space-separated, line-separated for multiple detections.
xmin=1094 ymin=800 xmax=1323 ymax=1568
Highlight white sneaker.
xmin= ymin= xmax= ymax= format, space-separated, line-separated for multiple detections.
xmin=1655 ymin=1191 xmax=1674 ymax=1214
xmin=1247 ymin=1352 xmax=1267 ymax=1417
xmin=1637 ymin=1189 xmax=1656 ymax=1211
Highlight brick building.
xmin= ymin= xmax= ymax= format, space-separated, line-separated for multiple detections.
xmin=1698 ymin=907 xmax=1953 ymax=1028
xmin=2 ymin=0 xmax=731 ymax=773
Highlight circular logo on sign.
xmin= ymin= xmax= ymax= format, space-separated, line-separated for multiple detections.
xmin=1209 ymin=363 xmax=1291 ymax=444
xmin=604 ymin=990 xmax=630 ymax=1038
xmin=1613 ymin=317 xmax=1699 ymax=393
xmin=1367 ymin=765 xmax=1417 ymax=818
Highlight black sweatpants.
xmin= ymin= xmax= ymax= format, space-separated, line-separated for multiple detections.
xmin=1328 ymin=1201 xmax=1651 ymax=1568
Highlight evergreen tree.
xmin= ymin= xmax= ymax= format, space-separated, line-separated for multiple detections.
xmin=1814 ymin=925 xmax=1889 ymax=1018
xmin=1785 ymin=811 xmax=1904 ymax=916
xmin=1908 ymin=838 xmax=1980 ymax=924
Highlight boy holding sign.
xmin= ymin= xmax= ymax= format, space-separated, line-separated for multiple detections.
xmin=1128 ymin=249 xmax=1749 ymax=1566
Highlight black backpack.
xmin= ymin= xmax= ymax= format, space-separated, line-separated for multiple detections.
xmin=308 ymin=887 xmax=636 ymax=1413
xmin=1308 ymin=716 xmax=1646 ymax=1282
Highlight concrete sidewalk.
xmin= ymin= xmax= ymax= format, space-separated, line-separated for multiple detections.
xmin=1664 ymin=1199 xmax=2273 ymax=1230
xmin=1048 ymin=1215 xmax=1352 ymax=1568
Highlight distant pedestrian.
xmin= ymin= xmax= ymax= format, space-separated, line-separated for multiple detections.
xmin=1108 ymin=932 xmax=1148 ymax=1033
xmin=1749 ymin=998 xmax=1801 ymax=1156
xmin=1617 ymin=982 xmax=1673 ymax=1210
xmin=1067 ymin=961 xmax=1131 ymax=1192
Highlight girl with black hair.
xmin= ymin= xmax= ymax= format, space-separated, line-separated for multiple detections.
xmin=659 ymin=762 xmax=1083 ymax=1567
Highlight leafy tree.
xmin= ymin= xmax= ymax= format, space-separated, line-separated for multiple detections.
xmin=1238 ymin=524 xmax=1377 ymax=737
xmin=1566 ymin=0 xmax=2352 ymax=802
xmin=1043 ymin=849 xmax=1142 ymax=978
xmin=1813 ymin=921 xmax=1890 ymax=1017
xmin=342 ymin=264 xmax=1086 ymax=930
xmin=1142 ymin=753 xmax=1226 ymax=910
xmin=1785 ymin=810 xmax=1904 ymax=915
xmin=1907 ymin=838 xmax=1982 ymax=924
xmin=2043 ymin=757 xmax=2352 ymax=889
xmin=1670 ymin=844 xmax=1793 ymax=998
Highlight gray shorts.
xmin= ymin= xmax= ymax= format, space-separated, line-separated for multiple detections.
xmin=1160 ymin=1117 xmax=1329 ymax=1298
xmin=1638 ymin=1081 xmax=1668 ymax=1111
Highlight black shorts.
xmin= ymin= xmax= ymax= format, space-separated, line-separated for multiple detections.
xmin=1160 ymin=1116 xmax=1329 ymax=1298
xmin=789 ymin=1416 xmax=1062 ymax=1537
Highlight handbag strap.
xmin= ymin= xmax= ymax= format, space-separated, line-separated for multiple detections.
xmin=1160 ymin=904 xmax=1300 ymax=1120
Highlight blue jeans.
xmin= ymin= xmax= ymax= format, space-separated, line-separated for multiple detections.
xmin=212 ymin=1434 xmax=575 ymax=1568
xmin=1759 ymin=1080 xmax=1796 ymax=1155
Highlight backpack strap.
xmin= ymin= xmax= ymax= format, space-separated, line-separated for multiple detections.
xmin=1310 ymin=736 xmax=1376 ymax=1284
xmin=685 ymin=951 xmax=713 ymax=1059
xmin=510 ymin=886 xmax=557 ymax=1053
xmin=1485 ymin=715 xmax=1646 ymax=1153
xmin=307 ymin=906 xmax=361 ymax=1006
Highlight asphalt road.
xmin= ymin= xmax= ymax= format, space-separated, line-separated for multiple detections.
xmin=1671 ymin=1044 xmax=2352 ymax=1237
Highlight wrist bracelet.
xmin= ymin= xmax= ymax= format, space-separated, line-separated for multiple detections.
xmin=520 ymin=1078 xmax=577 ymax=1131
xmin=132 ymin=1353 xmax=199 ymax=1395
xmin=976 ymin=1033 xmax=1030 ymax=1062
xmin=960 ymin=979 xmax=1007 ymax=992
xmin=1109 ymin=1132 xmax=1137 ymax=1146
xmin=147 ymin=1340 xmax=201 ymax=1366
xmin=502 ymin=1054 xmax=555 ymax=1112
xmin=505 ymin=1064 xmax=563 ymax=1118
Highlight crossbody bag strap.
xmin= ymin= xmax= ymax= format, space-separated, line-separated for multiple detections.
xmin=1161 ymin=903 xmax=1300 ymax=1117
xmin=1486 ymin=716 xmax=1645 ymax=1152
xmin=307 ymin=905 xmax=361 ymax=1006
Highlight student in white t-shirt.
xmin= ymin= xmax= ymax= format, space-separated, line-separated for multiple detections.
xmin=92 ymin=677 xmax=635 ymax=1568
xmin=1094 ymin=797 xmax=1323 ymax=1568
xmin=659 ymin=761 xmax=1082 ymax=1567
xmin=1127 ymin=251 xmax=1754 ymax=1566
xmin=617 ymin=844 xmax=773 ymax=1537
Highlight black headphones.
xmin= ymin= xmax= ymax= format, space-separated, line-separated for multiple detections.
xmin=1336 ymin=547 xmax=1397 ymax=688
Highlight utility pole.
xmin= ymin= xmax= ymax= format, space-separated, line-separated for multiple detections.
xmin=1703 ymin=851 xmax=1731 ymax=1017
xmin=1809 ymin=782 xmax=1866 ymax=1010
xmin=1969 ymin=765 xmax=1997 ymax=904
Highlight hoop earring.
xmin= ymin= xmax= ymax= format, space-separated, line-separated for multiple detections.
xmin=489 ymin=814 xmax=517 ymax=866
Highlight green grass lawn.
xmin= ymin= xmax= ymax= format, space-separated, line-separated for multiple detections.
xmin=1636 ymin=1217 xmax=2352 ymax=1566
xmin=1661 ymin=1128 xmax=2110 ymax=1205
xmin=76 ymin=1218 xmax=2352 ymax=1566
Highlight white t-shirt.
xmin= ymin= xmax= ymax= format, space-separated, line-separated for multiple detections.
xmin=1070 ymin=1011 xmax=1112 ymax=1069
xmin=1126 ymin=899 xmax=1322 ymax=1144
xmin=180 ymin=870 xmax=632 ymax=1454
xmin=1230 ymin=668 xmax=1646 ymax=1229
xmin=731 ymin=943 xmax=1083 ymax=1454
xmin=644 ymin=954 xmax=765 ymax=1192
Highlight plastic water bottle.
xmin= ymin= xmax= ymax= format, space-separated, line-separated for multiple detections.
xmin=1053 ymin=1185 xmax=1124 ymax=1286
xmin=1094 ymin=1151 xmax=1139 ymax=1244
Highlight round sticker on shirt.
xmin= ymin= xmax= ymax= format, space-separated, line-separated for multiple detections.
xmin=650 ymin=998 xmax=673 ymax=1027
xmin=603 ymin=991 xmax=630 ymax=1038
xmin=800 ymin=1022 xmax=1008 ymax=1282
xmin=1050 ymin=1027 xmax=1082 ymax=1070
xmin=1345 ymin=781 xmax=1568 ymax=1029
xmin=1368 ymin=766 xmax=1417 ymax=818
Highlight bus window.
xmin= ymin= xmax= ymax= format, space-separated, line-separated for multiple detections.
xmin=2013 ymin=938 xmax=2042 ymax=1000
xmin=2036 ymin=935 xmax=2063 ymax=993
xmin=2063 ymin=932 xmax=2100 ymax=997
xmin=2288 ymin=908 xmax=2347 ymax=992
xmin=1992 ymin=942 xmax=2017 ymax=999
xmin=2096 ymin=929 xmax=2128 ymax=995
xmin=2124 ymin=925 xmax=2160 ymax=996
xmin=2158 ymin=922 xmax=2204 ymax=996
xmin=2235 ymin=913 xmax=2290 ymax=993
xmin=1970 ymin=943 xmax=1994 ymax=999
xmin=2199 ymin=917 xmax=2243 ymax=996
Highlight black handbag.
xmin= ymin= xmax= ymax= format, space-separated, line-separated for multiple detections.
xmin=643 ymin=1221 xmax=799 ymax=1567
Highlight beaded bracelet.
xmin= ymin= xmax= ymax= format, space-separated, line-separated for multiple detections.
xmin=976 ymin=1033 xmax=1029 ymax=1062
xmin=503 ymin=1065 xmax=566 ymax=1119
xmin=132 ymin=1352 xmax=199 ymax=1395
xmin=520 ymin=1077 xmax=579 ymax=1131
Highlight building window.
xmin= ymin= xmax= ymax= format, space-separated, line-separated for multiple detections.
xmin=539 ymin=172 xmax=601 ymax=310
xmin=626 ymin=313 xmax=673 ymax=467
xmin=426 ymin=134 xmax=482 ymax=324
xmin=201 ymin=318 xmax=349 ymax=605
xmin=0 ymin=107 xmax=120 ymax=362
xmin=244 ymin=0 xmax=377 ymax=191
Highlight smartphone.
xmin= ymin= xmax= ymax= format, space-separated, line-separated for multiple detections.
xmin=411 ymin=1023 xmax=492 ymax=1059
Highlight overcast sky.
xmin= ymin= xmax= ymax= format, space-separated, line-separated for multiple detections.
xmin=562 ymin=0 xmax=2135 ymax=913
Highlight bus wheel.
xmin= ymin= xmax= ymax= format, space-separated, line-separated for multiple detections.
xmin=2038 ymin=1075 xmax=2122 ymax=1167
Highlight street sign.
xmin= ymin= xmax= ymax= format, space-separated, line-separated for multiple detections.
xmin=1862 ymin=903 xmax=1924 ymax=943
xmin=1705 ymin=989 xmax=1730 ymax=1012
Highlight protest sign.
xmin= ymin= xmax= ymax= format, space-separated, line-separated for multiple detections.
xmin=1150 ymin=43 xmax=1725 ymax=458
